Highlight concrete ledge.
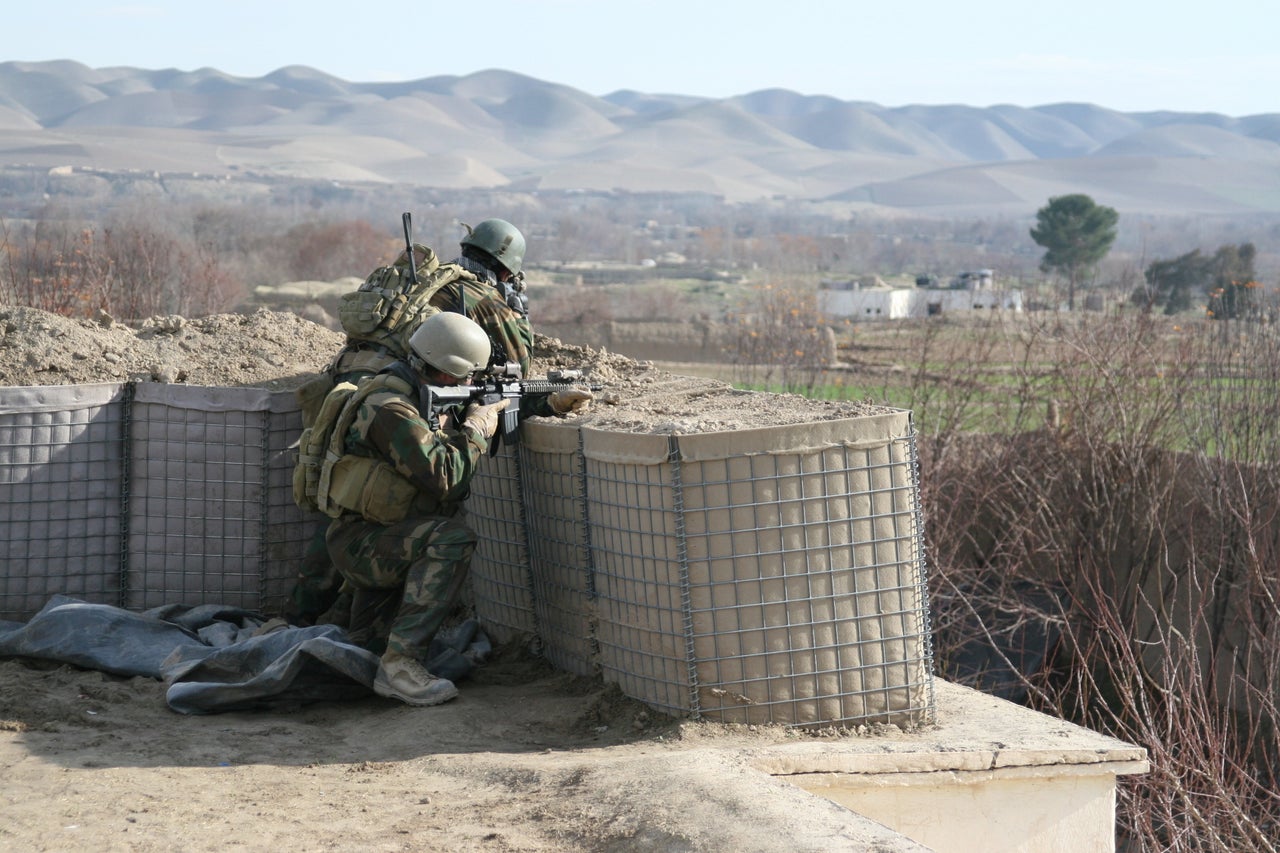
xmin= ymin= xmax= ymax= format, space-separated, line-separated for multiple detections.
xmin=748 ymin=680 xmax=1149 ymax=777
xmin=745 ymin=680 xmax=1148 ymax=853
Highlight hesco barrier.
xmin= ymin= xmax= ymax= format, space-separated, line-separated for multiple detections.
xmin=0 ymin=383 xmax=308 ymax=619
xmin=467 ymin=414 xmax=935 ymax=728
xmin=0 ymin=382 xmax=935 ymax=728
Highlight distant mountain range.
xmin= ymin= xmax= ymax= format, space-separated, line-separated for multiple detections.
xmin=2 ymin=60 xmax=1279 ymax=216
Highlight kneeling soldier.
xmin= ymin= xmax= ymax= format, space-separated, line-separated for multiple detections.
xmin=324 ymin=313 xmax=546 ymax=705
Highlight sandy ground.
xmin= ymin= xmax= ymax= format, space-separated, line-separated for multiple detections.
xmin=0 ymin=654 xmax=922 ymax=852
xmin=0 ymin=306 xmax=913 ymax=851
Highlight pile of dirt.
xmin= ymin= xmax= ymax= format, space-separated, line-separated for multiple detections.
xmin=0 ymin=305 xmax=893 ymax=431
xmin=0 ymin=306 xmax=342 ymax=390
xmin=533 ymin=335 xmax=893 ymax=433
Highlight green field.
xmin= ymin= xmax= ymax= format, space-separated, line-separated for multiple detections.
xmin=690 ymin=311 xmax=1280 ymax=460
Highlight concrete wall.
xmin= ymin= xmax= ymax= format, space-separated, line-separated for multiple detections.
xmin=818 ymin=287 xmax=1024 ymax=321
xmin=804 ymin=767 xmax=1119 ymax=852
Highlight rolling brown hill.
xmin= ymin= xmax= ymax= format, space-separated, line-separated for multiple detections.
xmin=2 ymin=60 xmax=1279 ymax=215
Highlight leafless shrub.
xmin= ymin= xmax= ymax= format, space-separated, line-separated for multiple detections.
xmin=275 ymin=219 xmax=399 ymax=282
xmin=0 ymin=219 xmax=107 ymax=316
xmin=723 ymin=280 xmax=836 ymax=392
xmin=1 ymin=217 xmax=245 ymax=319
xmin=916 ymin=311 xmax=1280 ymax=851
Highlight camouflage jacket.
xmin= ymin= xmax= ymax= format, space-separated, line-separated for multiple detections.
xmin=429 ymin=270 xmax=534 ymax=376
xmin=343 ymin=382 xmax=488 ymax=519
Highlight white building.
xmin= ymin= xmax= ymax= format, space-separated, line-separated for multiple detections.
xmin=819 ymin=272 xmax=1022 ymax=321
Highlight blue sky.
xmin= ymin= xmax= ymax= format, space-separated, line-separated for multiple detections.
xmin=5 ymin=1 xmax=1278 ymax=116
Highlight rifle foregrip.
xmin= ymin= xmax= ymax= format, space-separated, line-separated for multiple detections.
xmin=521 ymin=381 xmax=605 ymax=394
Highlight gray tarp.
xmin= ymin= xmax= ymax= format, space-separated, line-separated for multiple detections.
xmin=0 ymin=595 xmax=492 ymax=714
xmin=0 ymin=595 xmax=379 ymax=714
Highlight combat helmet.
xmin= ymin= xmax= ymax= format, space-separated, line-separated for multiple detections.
xmin=408 ymin=312 xmax=491 ymax=380
xmin=460 ymin=218 xmax=525 ymax=276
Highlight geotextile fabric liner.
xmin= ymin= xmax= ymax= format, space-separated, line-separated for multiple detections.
xmin=465 ymin=426 xmax=599 ymax=678
xmin=583 ymin=412 xmax=934 ymax=727
xmin=463 ymin=443 xmax=536 ymax=645
xmin=0 ymin=383 xmax=125 ymax=615
xmin=520 ymin=423 xmax=597 ymax=677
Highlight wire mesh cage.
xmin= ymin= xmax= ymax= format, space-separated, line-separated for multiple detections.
xmin=584 ymin=414 xmax=935 ymax=728
xmin=0 ymin=383 xmax=126 ymax=618
xmin=464 ymin=443 xmax=537 ymax=644
xmin=519 ymin=424 xmax=598 ymax=677
xmin=1 ymin=383 xmax=936 ymax=728
xmin=0 ymin=383 xmax=304 ymax=621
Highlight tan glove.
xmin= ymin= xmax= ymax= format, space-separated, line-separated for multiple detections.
xmin=463 ymin=399 xmax=510 ymax=440
xmin=548 ymin=388 xmax=594 ymax=415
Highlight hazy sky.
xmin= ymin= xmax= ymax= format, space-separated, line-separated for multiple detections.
xmin=5 ymin=1 xmax=1278 ymax=116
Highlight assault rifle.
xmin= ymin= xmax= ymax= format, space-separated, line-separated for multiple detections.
xmin=424 ymin=364 xmax=602 ymax=455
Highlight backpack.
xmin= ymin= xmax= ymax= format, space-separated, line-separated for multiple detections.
xmin=292 ymin=373 xmax=419 ymax=525
xmin=292 ymin=242 xmax=475 ymax=433
xmin=337 ymin=243 xmax=473 ymax=364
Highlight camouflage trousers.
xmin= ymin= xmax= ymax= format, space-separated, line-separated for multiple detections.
xmin=284 ymin=521 xmax=343 ymax=626
xmin=325 ymin=513 xmax=476 ymax=660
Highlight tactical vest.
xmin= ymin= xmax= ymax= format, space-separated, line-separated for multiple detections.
xmin=293 ymin=243 xmax=478 ymax=431
xmin=292 ymin=373 xmax=419 ymax=525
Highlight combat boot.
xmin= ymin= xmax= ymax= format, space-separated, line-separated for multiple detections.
xmin=373 ymin=650 xmax=459 ymax=706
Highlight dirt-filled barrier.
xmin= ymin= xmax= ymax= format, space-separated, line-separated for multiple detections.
xmin=466 ymin=413 xmax=935 ymax=728
xmin=0 ymin=307 xmax=935 ymax=728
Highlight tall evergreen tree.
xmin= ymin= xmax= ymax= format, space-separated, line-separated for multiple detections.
xmin=1030 ymin=194 xmax=1119 ymax=310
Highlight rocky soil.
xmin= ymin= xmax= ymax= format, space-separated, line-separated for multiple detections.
xmin=0 ymin=304 xmax=891 ymax=432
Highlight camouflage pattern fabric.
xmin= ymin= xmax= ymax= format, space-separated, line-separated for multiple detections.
xmin=321 ymin=377 xmax=486 ymax=658
xmin=284 ymin=525 xmax=345 ymax=625
xmin=325 ymin=514 xmax=476 ymax=658
xmin=287 ymin=263 xmax=526 ymax=625
xmin=353 ymin=389 xmax=488 ymax=509
xmin=428 ymin=272 xmax=533 ymax=376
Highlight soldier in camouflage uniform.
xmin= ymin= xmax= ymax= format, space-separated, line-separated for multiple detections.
xmin=287 ymin=219 xmax=536 ymax=627
xmin=333 ymin=216 xmax=534 ymax=382
xmin=326 ymin=311 xmax=592 ymax=705
xmin=329 ymin=312 xmax=506 ymax=706
xmin=437 ymin=217 xmax=533 ymax=372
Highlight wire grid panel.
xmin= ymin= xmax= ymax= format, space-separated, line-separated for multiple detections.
xmin=521 ymin=422 xmax=596 ymax=677
xmin=677 ymin=416 xmax=934 ymax=727
xmin=261 ymin=396 xmax=313 ymax=616
xmin=584 ymin=414 xmax=935 ymax=728
xmin=465 ymin=442 xmax=537 ymax=644
xmin=125 ymin=385 xmax=273 ymax=611
xmin=583 ymin=430 xmax=693 ymax=717
xmin=0 ymin=384 xmax=127 ymax=621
